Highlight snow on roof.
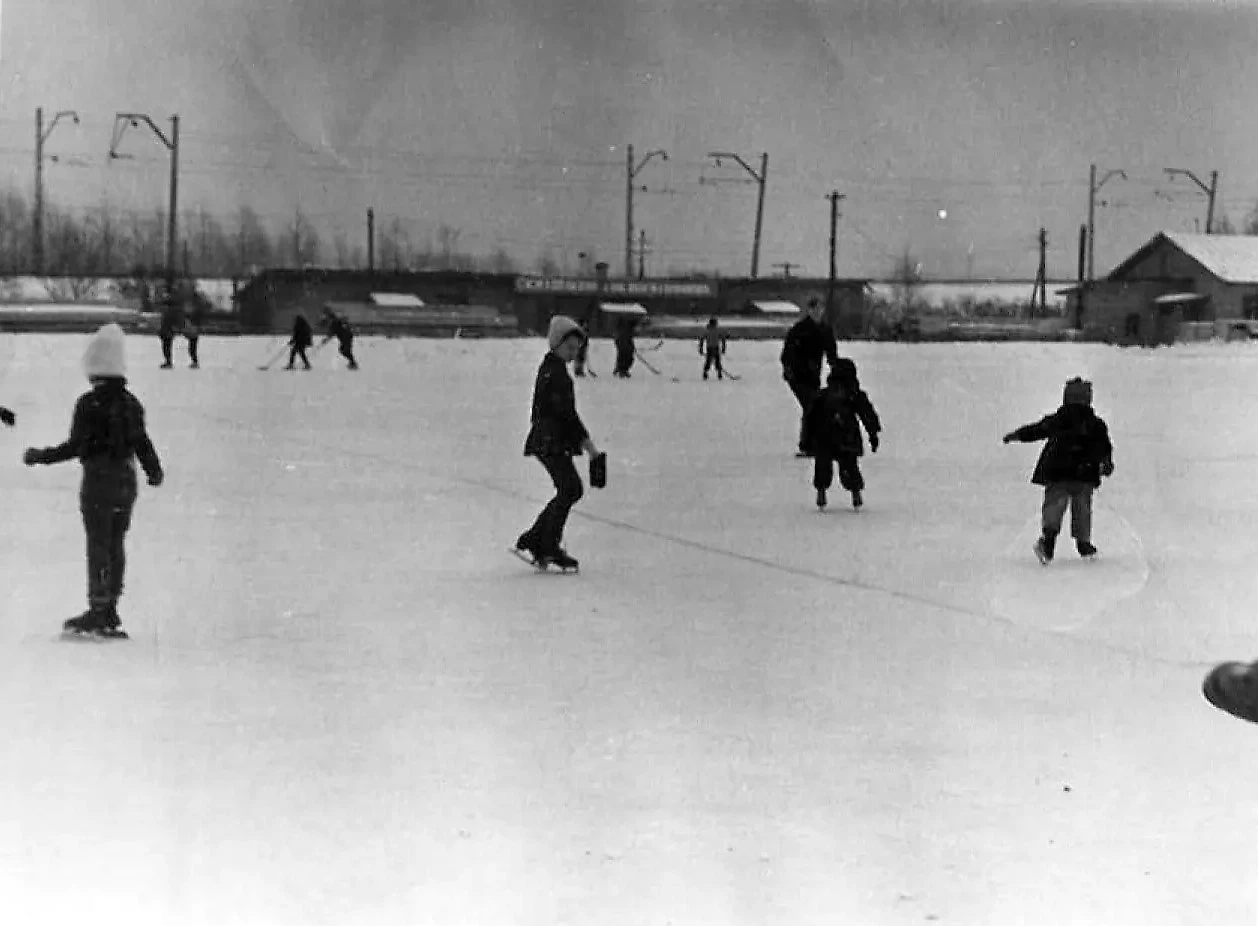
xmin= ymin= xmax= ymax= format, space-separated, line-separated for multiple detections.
xmin=1161 ymin=232 xmax=1258 ymax=284
xmin=599 ymin=302 xmax=649 ymax=316
xmin=369 ymin=292 xmax=425 ymax=307
xmin=752 ymin=300 xmax=801 ymax=315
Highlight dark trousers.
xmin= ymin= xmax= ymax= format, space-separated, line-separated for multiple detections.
xmin=789 ymin=381 xmax=819 ymax=451
xmin=614 ymin=344 xmax=634 ymax=376
xmin=574 ymin=343 xmax=589 ymax=376
xmin=703 ymin=349 xmax=724 ymax=379
xmin=80 ymin=469 xmax=137 ymax=611
xmin=1041 ymin=481 xmax=1094 ymax=542
xmin=522 ymin=455 xmax=584 ymax=553
xmin=187 ymin=335 xmax=199 ymax=366
xmin=288 ymin=345 xmax=311 ymax=369
xmin=813 ymin=454 xmax=864 ymax=494
xmin=160 ymin=335 xmax=174 ymax=366
xmin=339 ymin=340 xmax=358 ymax=369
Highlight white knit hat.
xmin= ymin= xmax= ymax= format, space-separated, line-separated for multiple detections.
xmin=547 ymin=315 xmax=584 ymax=350
xmin=83 ymin=323 xmax=127 ymax=379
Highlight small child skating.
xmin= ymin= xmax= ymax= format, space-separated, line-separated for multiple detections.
xmin=23 ymin=324 xmax=164 ymax=638
xmin=803 ymin=358 xmax=881 ymax=510
xmin=698 ymin=317 xmax=727 ymax=380
xmin=1003 ymin=377 xmax=1114 ymax=564
xmin=515 ymin=316 xmax=601 ymax=571
xmin=184 ymin=309 xmax=203 ymax=369
xmin=0 ymin=405 xmax=13 ymax=427
xmin=287 ymin=314 xmax=313 ymax=370
xmin=573 ymin=319 xmax=591 ymax=377
xmin=322 ymin=309 xmax=358 ymax=370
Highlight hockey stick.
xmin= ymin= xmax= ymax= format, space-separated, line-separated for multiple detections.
xmin=635 ymin=349 xmax=680 ymax=382
xmin=257 ymin=343 xmax=289 ymax=371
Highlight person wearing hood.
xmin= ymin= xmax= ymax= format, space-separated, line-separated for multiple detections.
xmin=781 ymin=297 xmax=841 ymax=456
xmin=322 ymin=308 xmax=358 ymax=370
xmin=804 ymin=358 xmax=882 ymax=510
xmin=698 ymin=317 xmax=728 ymax=381
xmin=23 ymin=324 xmax=165 ymax=637
xmin=1003 ymin=377 xmax=1114 ymax=564
xmin=515 ymin=315 xmax=602 ymax=571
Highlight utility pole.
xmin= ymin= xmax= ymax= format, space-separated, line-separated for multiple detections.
xmin=625 ymin=144 xmax=669 ymax=278
xmin=637 ymin=229 xmax=651 ymax=280
xmin=1032 ymin=227 xmax=1047 ymax=318
xmin=111 ymin=113 xmax=180 ymax=295
xmin=366 ymin=208 xmax=376 ymax=271
xmin=772 ymin=262 xmax=798 ymax=278
xmin=1163 ymin=167 xmax=1219 ymax=234
xmin=826 ymin=191 xmax=845 ymax=318
xmin=1076 ymin=224 xmax=1087 ymax=330
xmin=1087 ymin=163 xmax=1126 ymax=281
xmin=706 ymin=151 xmax=769 ymax=278
xmin=33 ymin=107 xmax=80 ymax=275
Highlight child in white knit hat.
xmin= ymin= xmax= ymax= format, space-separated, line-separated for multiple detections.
xmin=23 ymin=323 xmax=165 ymax=637
xmin=514 ymin=315 xmax=603 ymax=572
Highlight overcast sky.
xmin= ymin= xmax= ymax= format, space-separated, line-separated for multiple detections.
xmin=3 ymin=0 xmax=1257 ymax=279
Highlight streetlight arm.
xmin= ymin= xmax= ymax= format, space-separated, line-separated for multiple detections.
xmin=1164 ymin=167 xmax=1211 ymax=196
xmin=111 ymin=113 xmax=173 ymax=157
xmin=707 ymin=151 xmax=760 ymax=180
xmin=631 ymin=149 xmax=668 ymax=177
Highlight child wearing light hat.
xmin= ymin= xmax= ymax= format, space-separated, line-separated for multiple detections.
xmin=23 ymin=323 xmax=165 ymax=637
xmin=515 ymin=315 xmax=602 ymax=572
xmin=1002 ymin=377 xmax=1114 ymax=564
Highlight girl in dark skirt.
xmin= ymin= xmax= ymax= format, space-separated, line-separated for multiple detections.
xmin=515 ymin=315 xmax=601 ymax=571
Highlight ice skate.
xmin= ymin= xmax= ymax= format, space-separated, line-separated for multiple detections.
xmin=61 ymin=606 xmax=125 ymax=639
xmin=1034 ymin=533 xmax=1056 ymax=565
xmin=816 ymin=488 xmax=827 ymax=510
xmin=851 ymin=490 xmax=863 ymax=510
xmin=1204 ymin=661 xmax=1258 ymax=725
xmin=546 ymin=549 xmax=579 ymax=573
xmin=1077 ymin=540 xmax=1098 ymax=559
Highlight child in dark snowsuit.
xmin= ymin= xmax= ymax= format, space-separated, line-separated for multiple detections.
xmin=698 ymin=317 xmax=727 ymax=380
xmin=23 ymin=324 xmax=164 ymax=637
xmin=613 ymin=321 xmax=635 ymax=378
xmin=782 ymin=297 xmax=841 ymax=456
xmin=0 ymin=406 xmax=13 ymax=427
xmin=515 ymin=315 xmax=601 ymax=571
xmin=573 ymin=319 xmax=591 ymax=377
xmin=287 ymin=314 xmax=313 ymax=370
xmin=323 ymin=310 xmax=358 ymax=370
xmin=158 ymin=301 xmax=181 ymax=369
xmin=184 ymin=310 xmax=202 ymax=369
xmin=804 ymin=358 xmax=881 ymax=510
xmin=1003 ymin=377 xmax=1114 ymax=564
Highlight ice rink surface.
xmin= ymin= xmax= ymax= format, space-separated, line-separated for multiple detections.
xmin=1 ymin=332 xmax=1256 ymax=925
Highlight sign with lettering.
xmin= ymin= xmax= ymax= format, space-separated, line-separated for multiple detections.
xmin=514 ymin=276 xmax=715 ymax=298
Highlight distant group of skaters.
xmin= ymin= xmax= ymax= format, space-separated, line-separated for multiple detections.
xmin=571 ymin=316 xmax=730 ymax=380
xmin=153 ymin=299 xmax=359 ymax=372
xmin=516 ymin=295 xmax=1118 ymax=575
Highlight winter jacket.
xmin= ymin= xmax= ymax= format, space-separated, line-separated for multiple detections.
xmin=326 ymin=316 xmax=354 ymax=345
xmin=26 ymin=378 xmax=163 ymax=483
xmin=804 ymin=380 xmax=881 ymax=458
xmin=781 ymin=316 xmax=840 ymax=388
xmin=1006 ymin=404 xmax=1114 ymax=487
xmin=290 ymin=316 xmax=314 ymax=348
xmin=523 ymin=351 xmax=590 ymax=458
xmin=699 ymin=328 xmax=726 ymax=354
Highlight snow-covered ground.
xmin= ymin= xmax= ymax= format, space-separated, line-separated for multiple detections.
xmin=1 ymin=333 xmax=1256 ymax=926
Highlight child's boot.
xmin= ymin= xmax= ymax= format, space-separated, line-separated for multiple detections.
xmin=851 ymin=490 xmax=863 ymax=510
xmin=1034 ymin=531 xmax=1057 ymax=565
xmin=1077 ymin=540 xmax=1098 ymax=558
xmin=816 ymin=487 xmax=827 ymax=509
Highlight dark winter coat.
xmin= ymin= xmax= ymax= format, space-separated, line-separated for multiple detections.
xmin=699 ymin=327 xmax=726 ymax=354
xmin=781 ymin=316 xmax=840 ymax=388
xmin=804 ymin=380 xmax=881 ymax=458
xmin=1007 ymin=404 xmax=1114 ymax=487
xmin=26 ymin=378 xmax=163 ymax=485
xmin=524 ymin=351 xmax=590 ymax=458
xmin=327 ymin=316 xmax=354 ymax=345
xmin=290 ymin=316 xmax=313 ymax=348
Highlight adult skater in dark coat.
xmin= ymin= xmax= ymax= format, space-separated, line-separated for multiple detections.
xmin=781 ymin=297 xmax=841 ymax=456
xmin=322 ymin=309 xmax=358 ymax=370
xmin=286 ymin=314 xmax=314 ymax=370
xmin=158 ymin=298 xmax=181 ymax=369
xmin=23 ymin=323 xmax=164 ymax=638
xmin=698 ymin=317 xmax=727 ymax=380
xmin=184 ymin=308 xmax=203 ymax=369
xmin=612 ymin=319 xmax=636 ymax=378
xmin=515 ymin=315 xmax=602 ymax=571
xmin=1002 ymin=377 xmax=1114 ymax=564
xmin=804 ymin=358 xmax=881 ymax=510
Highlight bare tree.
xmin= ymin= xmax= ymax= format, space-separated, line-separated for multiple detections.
xmin=0 ymin=190 xmax=31 ymax=272
xmin=535 ymin=249 xmax=560 ymax=277
xmin=437 ymin=224 xmax=461 ymax=269
xmin=289 ymin=208 xmax=322 ymax=267
xmin=890 ymin=247 xmax=925 ymax=312
xmin=233 ymin=205 xmax=274 ymax=275
xmin=379 ymin=217 xmax=410 ymax=270
xmin=486 ymin=246 xmax=517 ymax=274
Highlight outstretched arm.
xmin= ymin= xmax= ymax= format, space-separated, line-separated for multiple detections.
xmin=25 ymin=397 xmax=89 ymax=464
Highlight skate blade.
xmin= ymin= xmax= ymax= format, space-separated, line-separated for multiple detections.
xmin=60 ymin=630 xmax=129 ymax=642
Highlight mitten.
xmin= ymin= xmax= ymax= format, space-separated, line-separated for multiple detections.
xmin=1002 ymin=432 xmax=1015 ymax=444
xmin=22 ymin=447 xmax=44 ymax=466
xmin=869 ymin=433 xmax=879 ymax=453
xmin=589 ymin=452 xmax=607 ymax=489
xmin=1101 ymin=460 xmax=1114 ymax=478
xmin=0 ymin=407 xmax=14 ymax=426
xmin=147 ymin=467 xmax=164 ymax=488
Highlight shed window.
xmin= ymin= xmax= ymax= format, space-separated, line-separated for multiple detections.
xmin=1244 ymin=294 xmax=1258 ymax=319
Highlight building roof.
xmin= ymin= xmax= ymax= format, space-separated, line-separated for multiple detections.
xmin=1110 ymin=232 xmax=1258 ymax=284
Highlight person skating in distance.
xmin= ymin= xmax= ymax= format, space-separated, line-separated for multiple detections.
xmin=781 ymin=297 xmax=841 ymax=456
xmin=23 ymin=324 xmax=164 ymax=638
xmin=699 ymin=317 xmax=728 ymax=381
xmin=0 ymin=406 xmax=14 ymax=427
xmin=804 ymin=358 xmax=881 ymax=510
xmin=1003 ymin=377 xmax=1114 ymax=564
xmin=515 ymin=315 xmax=602 ymax=572
xmin=322 ymin=308 xmax=358 ymax=370
xmin=286 ymin=314 xmax=313 ymax=370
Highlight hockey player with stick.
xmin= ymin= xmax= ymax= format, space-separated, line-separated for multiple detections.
xmin=184 ymin=307 xmax=203 ymax=369
xmin=699 ymin=317 xmax=728 ymax=380
xmin=286 ymin=314 xmax=314 ymax=370
xmin=804 ymin=358 xmax=881 ymax=510
xmin=1002 ymin=377 xmax=1114 ymax=564
xmin=781 ymin=297 xmax=841 ymax=456
xmin=23 ymin=324 xmax=164 ymax=638
xmin=322 ymin=308 xmax=359 ymax=370
xmin=514 ymin=316 xmax=603 ymax=572
xmin=612 ymin=319 xmax=636 ymax=378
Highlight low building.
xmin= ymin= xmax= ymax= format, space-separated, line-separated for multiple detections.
xmin=1067 ymin=232 xmax=1258 ymax=345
